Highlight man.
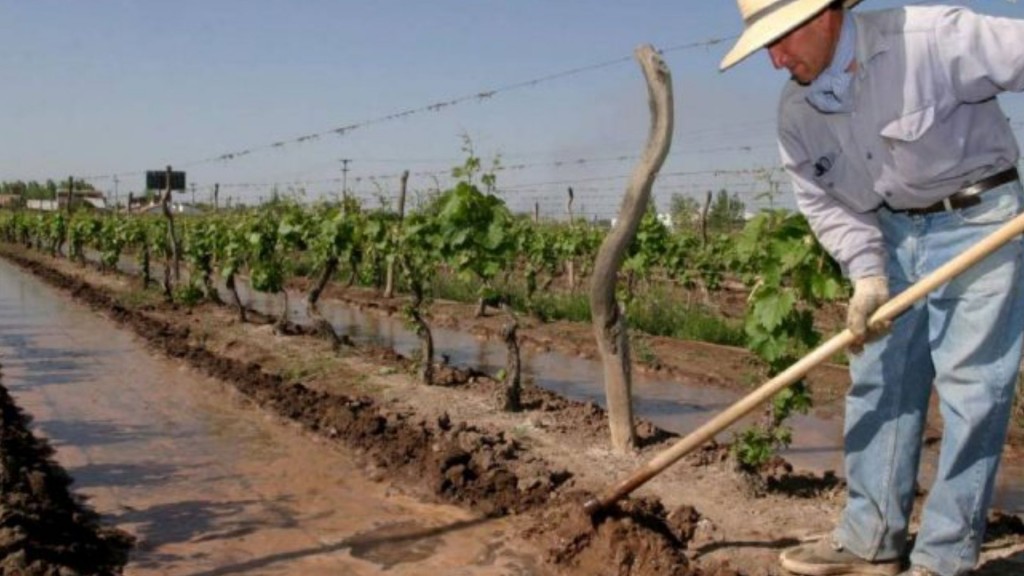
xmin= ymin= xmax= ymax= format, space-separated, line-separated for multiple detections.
xmin=721 ymin=1 xmax=1024 ymax=575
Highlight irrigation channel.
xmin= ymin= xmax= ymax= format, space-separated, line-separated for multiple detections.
xmin=0 ymin=251 xmax=1020 ymax=573
xmin=0 ymin=258 xmax=551 ymax=575
xmin=110 ymin=253 xmax=1022 ymax=515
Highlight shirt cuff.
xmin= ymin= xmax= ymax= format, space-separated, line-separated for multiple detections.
xmin=845 ymin=252 xmax=886 ymax=281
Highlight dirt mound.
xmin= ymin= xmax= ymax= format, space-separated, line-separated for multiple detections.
xmin=524 ymin=493 xmax=715 ymax=576
xmin=0 ymin=377 xmax=134 ymax=575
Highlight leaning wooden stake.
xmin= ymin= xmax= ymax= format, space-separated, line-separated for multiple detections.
xmin=160 ymin=165 xmax=182 ymax=286
xmin=383 ymin=170 xmax=409 ymax=299
xmin=589 ymin=45 xmax=674 ymax=453
xmin=584 ymin=208 xmax=1024 ymax=514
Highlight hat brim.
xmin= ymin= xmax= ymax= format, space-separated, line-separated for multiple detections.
xmin=719 ymin=0 xmax=863 ymax=71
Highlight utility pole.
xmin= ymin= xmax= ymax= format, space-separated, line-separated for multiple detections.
xmin=340 ymin=158 xmax=351 ymax=203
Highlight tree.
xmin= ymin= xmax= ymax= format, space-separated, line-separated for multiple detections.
xmin=708 ymin=189 xmax=745 ymax=232
xmin=668 ymin=193 xmax=701 ymax=233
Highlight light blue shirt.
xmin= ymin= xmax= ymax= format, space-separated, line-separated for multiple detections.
xmin=777 ymin=6 xmax=1024 ymax=279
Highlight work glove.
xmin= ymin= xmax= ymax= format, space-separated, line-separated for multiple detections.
xmin=847 ymin=275 xmax=889 ymax=350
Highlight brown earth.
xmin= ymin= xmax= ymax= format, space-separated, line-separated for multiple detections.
xmin=0 ymin=378 xmax=135 ymax=575
xmin=303 ymin=274 xmax=1023 ymax=449
xmin=1 ymin=244 xmax=1022 ymax=576
xmin=310 ymin=278 xmax=854 ymax=408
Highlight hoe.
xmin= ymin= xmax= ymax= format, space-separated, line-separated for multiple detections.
xmin=584 ymin=208 xmax=1024 ymax=516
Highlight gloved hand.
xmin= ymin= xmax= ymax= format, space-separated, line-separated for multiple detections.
xmin=847 ymin=275 xmax=889 ymax=347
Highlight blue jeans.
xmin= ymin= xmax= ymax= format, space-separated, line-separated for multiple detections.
xmin=834 ymin=181 xmax=1024 ymax=576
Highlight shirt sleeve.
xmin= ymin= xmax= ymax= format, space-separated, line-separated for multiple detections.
xmin=937 ymin=7 xmax=1024 ymax=102
xmin=778 ymin=126 xmax=887 ymax=280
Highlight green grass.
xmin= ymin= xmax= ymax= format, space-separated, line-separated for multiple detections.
xmin=431 ymin=272 xmax=745 ymax=347
xmin=521 ymin=291 xmax=592 ymax=323
xmin=173 ymin=282 xmax=204 ymax=306
xmin=117 ymin=286 xmax=163 ymax=309
xmin=630 ymin=334 xmax=659 ymax=367
xmin=431 ymin=273 xmax=480 ymax=304
xmin=627 ymin=286 xmax=745 ymax=346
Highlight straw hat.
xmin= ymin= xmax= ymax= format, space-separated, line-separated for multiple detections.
xmin=720 ymin=0 xmax=863 ymax=71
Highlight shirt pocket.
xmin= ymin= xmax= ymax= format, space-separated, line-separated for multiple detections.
xmin=880 ymin=106 xmax=934 ymax=141
xmin=879 ymin=105 xmax=957 ymax=186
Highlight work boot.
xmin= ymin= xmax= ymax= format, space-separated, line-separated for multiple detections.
xmin=779 ymin=537 xmax=902 ymax=576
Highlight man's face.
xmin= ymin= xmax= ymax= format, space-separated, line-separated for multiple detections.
xmin=766 ymin=9 xmax=841 ymax=84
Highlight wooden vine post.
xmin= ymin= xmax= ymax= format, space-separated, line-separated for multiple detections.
xmin=66 ymin=175 xmax=74 ymax=214
xmin=160 ymin=165 xmax=182 ymax=288
xmin=589 ymin=45 xmax=673 ymax=453
xmin=383 ymin=169 xmax=408 ymax=299
xmin=700 ymin=189 xmax=712 ymax=246
xmin=566 ymin=186 xmax=576 ymax=290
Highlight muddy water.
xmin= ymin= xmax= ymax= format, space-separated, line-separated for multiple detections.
xmin=105 ymin=253 xmax=1023 ymax=512
xmin=232 ymin=283 xmax=1023 ymax=514
xmin=0 ymin=260 xmax=549 ymax=576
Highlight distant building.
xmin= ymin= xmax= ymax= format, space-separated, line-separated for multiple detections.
xmin=610 ymin=212 xmax=674 ymax=229
xmin=41 ymin=190 xmax=108 ymax=211
xmin=135 ymin=202 xmax=203 ymax=216
xmin=71 ymin=192 xmax=108 ymax=210
xmin=26 ymin=199 xmax=59 ymax=211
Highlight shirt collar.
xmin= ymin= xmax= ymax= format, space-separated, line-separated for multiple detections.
xmin=852 ymin=11 xmax=891 ymax=77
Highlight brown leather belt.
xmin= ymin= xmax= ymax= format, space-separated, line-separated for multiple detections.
xmin=896 ymin=167 xmax=1019 ymax=216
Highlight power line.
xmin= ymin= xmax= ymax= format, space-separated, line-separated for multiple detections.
xmin=80 ymin=32 xmax=746 ymax=183
xmin=75 ymin=0 xmax=1012 ymax=191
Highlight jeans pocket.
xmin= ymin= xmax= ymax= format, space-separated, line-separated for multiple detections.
xmin=953 ymin=183 xmax=1023 ymax=226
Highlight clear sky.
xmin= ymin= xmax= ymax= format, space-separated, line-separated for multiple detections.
xmin=2 ymin=0 xmax=1021 ymax=218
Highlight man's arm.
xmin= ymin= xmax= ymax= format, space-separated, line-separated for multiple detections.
xmin=778 ymin=129 xmax=887 ymax=280
xmin=938 ymin=7 xmax=1024 ymax=101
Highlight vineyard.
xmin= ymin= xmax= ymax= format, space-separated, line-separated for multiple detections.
xmin=1 ymin=157 xmax=1023 ymax=575
xmin=4 ymin=3 xmax=1024 ymax=573
xmin=0 ymin=159 xmax=856 ymax=463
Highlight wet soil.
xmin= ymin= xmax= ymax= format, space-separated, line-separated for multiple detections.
xmin=2 ymin=244 xmax=1022 ymax=575
xmin=0 ymin=272 xmax=554 ymax=576
xmin=309 ymin=278 xmax=1024 ymax=449
xmin=0 ymin=377 xmax=134 ymax=575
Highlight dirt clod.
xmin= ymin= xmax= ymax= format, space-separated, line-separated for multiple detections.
xmin=525 ymin=493 xmax=709 ymax=576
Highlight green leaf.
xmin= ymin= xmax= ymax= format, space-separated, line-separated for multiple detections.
xmin=752 ymin=288 xmax=795 ymax=332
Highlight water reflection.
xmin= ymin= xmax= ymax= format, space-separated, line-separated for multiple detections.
xmin=93 ymin=253 xmax=1024 ymax=513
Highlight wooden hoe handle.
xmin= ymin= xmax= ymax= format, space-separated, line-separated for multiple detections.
xmin=584 ymin=209 xmax=1024 ymax=516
